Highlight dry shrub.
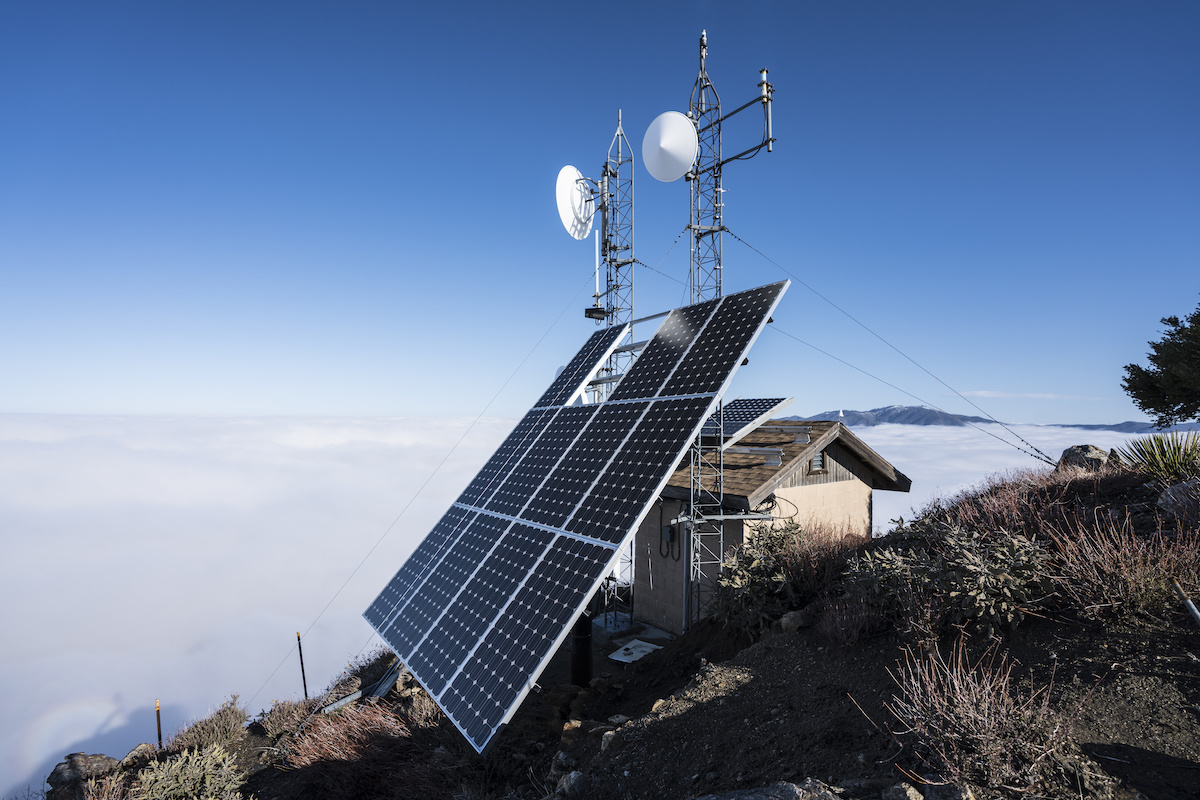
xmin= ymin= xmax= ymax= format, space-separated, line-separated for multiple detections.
xmin=133 ymin=744 xmax=244 ymax=800
xmin=402 ymin=687 xmax=445 ymax=730
xmin=257 ymin=696 xmax=322 ymax=739
xmin=1048 ymin=517 xmax=1200 ymax=615
xmin=814 ymin=593 xmax=883 ymax=645
xmin=83 ymin=774 xmax=131 ymax=800
xmin=286 ymin=699 xmax=444 ymax=800
xmin=166 ymin=695 xmax=247 ymax=753
xmin=889 ymin=640 xmax=1078 ymax=797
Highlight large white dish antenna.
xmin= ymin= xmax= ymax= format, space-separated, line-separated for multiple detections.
xmin=555 ymin=165 xmax=595 ymax=240
xmin=642 ymin=111 xmax=698 ymax=182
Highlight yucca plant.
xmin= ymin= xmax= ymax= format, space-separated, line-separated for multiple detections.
xmin=1115 ymin=430 xmax=1200 ymax=484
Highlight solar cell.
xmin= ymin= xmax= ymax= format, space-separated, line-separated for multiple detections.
xmin=363 ymin=280 xmax=789 ymax=754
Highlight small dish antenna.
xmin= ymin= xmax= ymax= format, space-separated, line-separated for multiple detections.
xmin=556 ymin=165 xmax=595 ymax=240
xmin=642 ymin=111 xmax=698 ymax=183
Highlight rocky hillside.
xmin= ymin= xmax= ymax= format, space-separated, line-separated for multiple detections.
xmin=38 ymin=447 xmax=1200 ymax=800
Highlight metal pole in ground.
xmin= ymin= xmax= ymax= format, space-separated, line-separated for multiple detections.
xmin=297 ymin=632 xmax=309 ymax=700
xmin=1173 ymin=580 xmax=1200 ymax=630
xmin=155 ymin=699 xmax=162 ymax=750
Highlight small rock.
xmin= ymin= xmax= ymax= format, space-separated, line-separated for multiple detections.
xmin=923 ymin=782 xmax=975 ymax=800
xmin=651 ymin=698 xmax=667 ymax=712
xmin=779 ymin=609 xmax=815 ymax=632
xmin=601 ymin=730 xmax=621 ymax=752
xmin=119 ymin=743 xmax=155 ymax=771
xmin=883 ymin=783 xmax=924 ymax=800
xmin=556 ymin=770 xmax=587 ymax=798
xmin=607 ymin=713 xmax=631 ymax=726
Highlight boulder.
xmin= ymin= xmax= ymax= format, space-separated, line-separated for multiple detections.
xmin=46 ymin=753 xmax=120 ymax=799
xmin=1158 ymin=477 xmax=1200 ymax=526
xmin=1057 ymin=445 xmax=1109 ymax=472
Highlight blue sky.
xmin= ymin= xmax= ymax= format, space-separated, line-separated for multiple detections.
xmin=2 ymin=2 xmax=1197 ymax=424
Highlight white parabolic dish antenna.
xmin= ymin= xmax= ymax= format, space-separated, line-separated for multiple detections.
xmin=642 ymin=111 xmax=698 ymax=182
xmin=555 ymin=165 xmax=595 ymax=240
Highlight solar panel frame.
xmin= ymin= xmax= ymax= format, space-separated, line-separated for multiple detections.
xmin=363 ymin=281 xmax=789 ymax=754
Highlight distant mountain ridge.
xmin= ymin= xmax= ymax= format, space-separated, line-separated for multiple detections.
xmin=786 ymin=405 xmax=1200 ymax=433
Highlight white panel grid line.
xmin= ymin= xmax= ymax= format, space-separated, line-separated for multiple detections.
xmin=434 ymin=537 xmax=626 ymax=750
xmin=450 ymin=503 xmax=619 ymax=551
xmin=559 ymin=324 xmax=630 ymax=407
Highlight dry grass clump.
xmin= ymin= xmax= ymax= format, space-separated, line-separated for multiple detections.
xmin=166 ymin=695 xmax=248 ymax=754
xmin=82 ymin=773 xmax=131 ymax=800
xmin=257 ymin=696 xmax=322 ymax=739
xmin=1048 ymin=518 xmax=1200 ymax=615
xmin=323 ymin=646 xmax=397 ymax=701
xmin=286 ymin=699 xmax=447 ymax=800
xmin=888 ymin=640 xmax=1094 ymax=798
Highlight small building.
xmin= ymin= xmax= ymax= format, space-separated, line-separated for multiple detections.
xmin=632 ymin=419 xmax=911 ymax=634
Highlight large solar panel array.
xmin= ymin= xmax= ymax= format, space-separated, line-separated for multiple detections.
xmin=702 ymin=397 xmax=794 ymax=443
xmin=364 ymin=280 xmax=789 ymax=753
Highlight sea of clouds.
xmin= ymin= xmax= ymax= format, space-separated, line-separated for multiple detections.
xmin=0 ymin=413 xmax=1142 ymax=795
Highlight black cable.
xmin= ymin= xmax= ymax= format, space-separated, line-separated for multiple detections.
xmin=769 ymin=326 xmax=1055 ymax=466
xmin=726 ymin=227 xmax=1057 ymax=465
xmin=245 ymin=274 xmax=596 ymax=710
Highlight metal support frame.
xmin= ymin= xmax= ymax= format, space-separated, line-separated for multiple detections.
xmin=684 ymin=30 xmax=776 ymax=630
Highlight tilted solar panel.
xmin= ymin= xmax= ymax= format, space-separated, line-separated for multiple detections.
xmin=364 ymin=281 xmax=788 ymax=753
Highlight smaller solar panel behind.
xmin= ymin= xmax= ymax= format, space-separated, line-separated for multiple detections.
xmin=702 ymin=397 xmax=793 ymax=439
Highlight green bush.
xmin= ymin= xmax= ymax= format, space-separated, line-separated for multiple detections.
xmin=713 ymin=523 xmax=862 ymax=637
xmin=133 ymin=744 xmax=246 ymax=800
xmin=1115 ymin=430 xmax=1200 ymax=484
xmin=842 ymin=525 xmax=1051 ymax=638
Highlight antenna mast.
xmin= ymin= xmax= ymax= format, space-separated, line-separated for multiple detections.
xmin=681 ymin=30 xmax=776 ymax=628
xmin=599 ymin=111 xmax=635 ymax=382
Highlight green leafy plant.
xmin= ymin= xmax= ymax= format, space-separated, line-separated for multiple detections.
xmin=133 ymin=744 xmax=246 ymax=800
xmin=842 ymin=525 xmax=1051 ymax=638
xmin=1115 ymin=430 xmax=1200 ymax=484
xmin=713 ymin=522 xmax=863 ymax=637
